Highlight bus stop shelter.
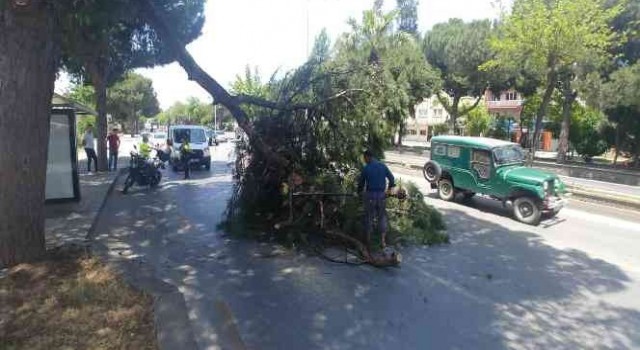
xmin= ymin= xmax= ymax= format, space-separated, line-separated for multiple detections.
xmin=46 ymin=93 xmax=97 ymax=202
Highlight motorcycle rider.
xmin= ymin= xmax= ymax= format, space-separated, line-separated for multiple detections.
xmin=179 ymin=137 xmax=192 ymax=180
xmin=139 ymin=135 xmax=153 ymax=159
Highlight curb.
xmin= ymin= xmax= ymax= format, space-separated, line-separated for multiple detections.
xmin=386 ymin=160 xmax=640 ymax=210
xmin=86 ymin=169 xmax=126 ymax=240
xmin=87 ymin=169 xmax=199 ymax=350
xmin=567 ymin=186 xmax=640 ymax=211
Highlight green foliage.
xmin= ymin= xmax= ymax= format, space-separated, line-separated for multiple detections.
xmin=570 ymin=107 xmax=609 ymax=160
xmin=431 ymin=123 xmax=450 ymax=136
xmin=230 ymin=66 xmax=270 ymax=120
xmin=423 ymin=19 xmax=503 ymax=131
xmin=107 ymin=72 xmax=160 ymax=131
xmin=67 ymin=84 xmax=96 ymax=110
xmin=484 ymin=0 xmax=622 ymax=153
xmin=157 ymin=97 xmax=213 ymax=126
xmin=223 ymin=16 xmax=447 ymax=248
xmin=464 ymin=105 xmax=493 ymax=136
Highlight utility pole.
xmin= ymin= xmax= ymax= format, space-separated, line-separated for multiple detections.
xmin=213 ymin=103 xmax=217 ymax=131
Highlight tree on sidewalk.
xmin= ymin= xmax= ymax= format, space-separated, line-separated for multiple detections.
xmin=61 ymin=0 xmax=205 ymax=171
xmin=0 ymin=0 xmax=203 ymax=266
xmin=0 ymin=1 xmax=58 ymax=266
xmin=484 ymin=0 xmax=621 ymax=162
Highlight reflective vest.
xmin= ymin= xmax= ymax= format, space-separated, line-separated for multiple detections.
xmin=139 ymin=142 xmax=152 ymax=158
xmin=180 ymin=142 xmax=191 ymax=156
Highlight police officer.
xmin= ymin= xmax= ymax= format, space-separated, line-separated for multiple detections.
xmin=179 ymin=137 xmax=192 ymax=179
xmin=139 ymin=135 xmax=152 ymax=159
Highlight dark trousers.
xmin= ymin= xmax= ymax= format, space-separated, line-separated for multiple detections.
xmin=85 ymin=148 xmax=98 ymax=172
xmin=181 ymin=155 xmax=191 ymax=179
xmin=108 ymin=150 xmax=118 ymax=171
xmin=365 ymin=191 xmax=387 ymax=243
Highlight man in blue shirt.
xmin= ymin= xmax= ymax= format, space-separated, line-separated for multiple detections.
xmin=357 ymin=150 xmax=395 ymax=248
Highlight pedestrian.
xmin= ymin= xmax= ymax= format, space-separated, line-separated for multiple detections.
xmin=357 ymin=149 xmax=395 ymax=249
xmin=179 ymin=137 xmax=192 ymax=179
xmin=106 ymin=128 xmax=120 ymax=171
xmin=82 ymin=125 xmax=98 ymax=174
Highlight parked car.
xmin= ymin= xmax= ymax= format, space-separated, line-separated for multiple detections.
xmin=423 ymin=136 xmax=567 ymax=225
xmin=168 ymin=125 xmax=211 ymax=171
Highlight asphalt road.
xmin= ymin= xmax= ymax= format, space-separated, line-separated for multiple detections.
xmin=93 ymin=143 xmax=640 ymax=350
xmin=385 ymin=150 xmax=640 ymax=198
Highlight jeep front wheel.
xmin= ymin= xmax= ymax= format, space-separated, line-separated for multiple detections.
xmin=513 ymin=197 xmax=542 ymax=225
xmin=438 ymin=179 xmax=455 ymax=201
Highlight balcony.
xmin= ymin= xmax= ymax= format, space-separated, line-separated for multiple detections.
xmin=487 ymin=99 xmax=524 ymax=109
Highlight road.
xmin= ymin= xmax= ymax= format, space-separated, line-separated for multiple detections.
xmin=385 ymin=150 xmax=640 ymax=198
xmin=93 ymin=143 xmax=640 ymax=349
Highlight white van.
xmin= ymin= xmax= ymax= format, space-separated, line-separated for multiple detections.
xmin=168 ymin=125 xmax=211 ymax=171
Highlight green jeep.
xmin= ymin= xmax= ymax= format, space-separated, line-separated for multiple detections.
xmin=423 ymin=136 xmax=567 ymax=225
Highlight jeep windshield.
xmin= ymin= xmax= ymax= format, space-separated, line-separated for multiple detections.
xmin=493 ymin=145 xmax=525 ymax=165
xmin=173 ymin=129 xmax=207 ymax=143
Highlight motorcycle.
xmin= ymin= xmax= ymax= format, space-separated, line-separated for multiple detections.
xmin=122 ymin=147 xmax=170 ymax=194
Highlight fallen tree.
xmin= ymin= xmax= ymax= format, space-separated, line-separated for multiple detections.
xmin=142 ymin=0 xmax=448 ymax=266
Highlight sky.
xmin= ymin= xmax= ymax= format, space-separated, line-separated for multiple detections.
xmin=56 ymin=0 xmax=507 ymax=110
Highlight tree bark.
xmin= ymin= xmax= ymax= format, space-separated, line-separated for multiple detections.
xmin=0 ymin=1 xmax=58 ymax=266
xmin=531 ymin=69 xmax=557 ymax=164
xmin=613 ymin=123 xmax=621 ymax=166
xmin=86 ymin=64 xmax=109 ymax=172
xmin=556 ymin=79 xmax=577 ymax=164
xmin=142 ymin=0 xmax=290 ymax=169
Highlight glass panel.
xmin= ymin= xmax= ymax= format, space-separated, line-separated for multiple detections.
xmin=46 ymin=114 xmax=74 ymax=199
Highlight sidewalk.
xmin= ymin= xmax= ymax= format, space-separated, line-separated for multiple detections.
xmin=45 ymin=171 xmax=121 ymax=249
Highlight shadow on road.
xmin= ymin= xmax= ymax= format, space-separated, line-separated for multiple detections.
xmin=91 ymin=158 xmax=640 ymax=349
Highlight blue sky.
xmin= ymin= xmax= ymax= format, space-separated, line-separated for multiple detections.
xmin=56 ymin=0 xmax=508 ymax=109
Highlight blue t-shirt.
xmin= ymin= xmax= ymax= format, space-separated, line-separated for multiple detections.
xmin=358 ymin=159 xmax=395 ymax=193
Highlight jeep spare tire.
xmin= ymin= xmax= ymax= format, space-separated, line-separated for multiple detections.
xmin=423 ymin=160 xmax=442 ymax=183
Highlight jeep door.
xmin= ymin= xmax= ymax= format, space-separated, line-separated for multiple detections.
xmin=470 ymin=148 xmax=495 ymax=194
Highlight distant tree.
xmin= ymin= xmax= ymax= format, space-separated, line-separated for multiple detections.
xmin=396 ymin=0 xmax=419 ymax=35
xmin=602 ymin=63 xmax=640 ymax=166
xmin=107 ymin=73 xmax=160 ymax=134
xmin=465 ymin=105 xmax=493 ymax=136
xmin=61 ymin=0 xmax=205 ymax=170
xmin=484 ymin=0 xmax=621 ymax=163
xmin=424 ymin=19 xmax=502 ymax=134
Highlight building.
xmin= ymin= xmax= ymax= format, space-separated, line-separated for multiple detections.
xmin=405 ymin=94 xmax=482 ymax=142
xmin=484 ymin=89 xmax=524 ymax=120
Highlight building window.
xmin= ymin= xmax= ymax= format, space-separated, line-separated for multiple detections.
xmin=506 ymin=92 xmax=517 ymax=101
xmin=409 ymin=130 xmax=417 ymax=135
xmin=419 ymin=130 xmax=427 ymax=136
xmin=492 ymin=93 xmax=501 ymax=101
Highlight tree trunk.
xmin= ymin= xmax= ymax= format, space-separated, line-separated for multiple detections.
xmin=0 ymin=2 xmax=58 ymax=266
xmin=143 ymin=0 xmax=289 ymax=169
xmin=613 ymin=123 xmax=621 ymax=166
xmin=556 ymin=81 xmax=577 ymax=164
xmin=450 ymin=95 xmax=460 ymax=135
xmin=531 ymin=70 xmax=557 ymax=164
xmin=86 ymin=65 xmax=109 ymax=172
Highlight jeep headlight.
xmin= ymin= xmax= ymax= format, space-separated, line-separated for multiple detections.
xmin=543 ymin=181 xmax=549 ymax=191
xmin=203 ymin=147 xmax=210 ymax=156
